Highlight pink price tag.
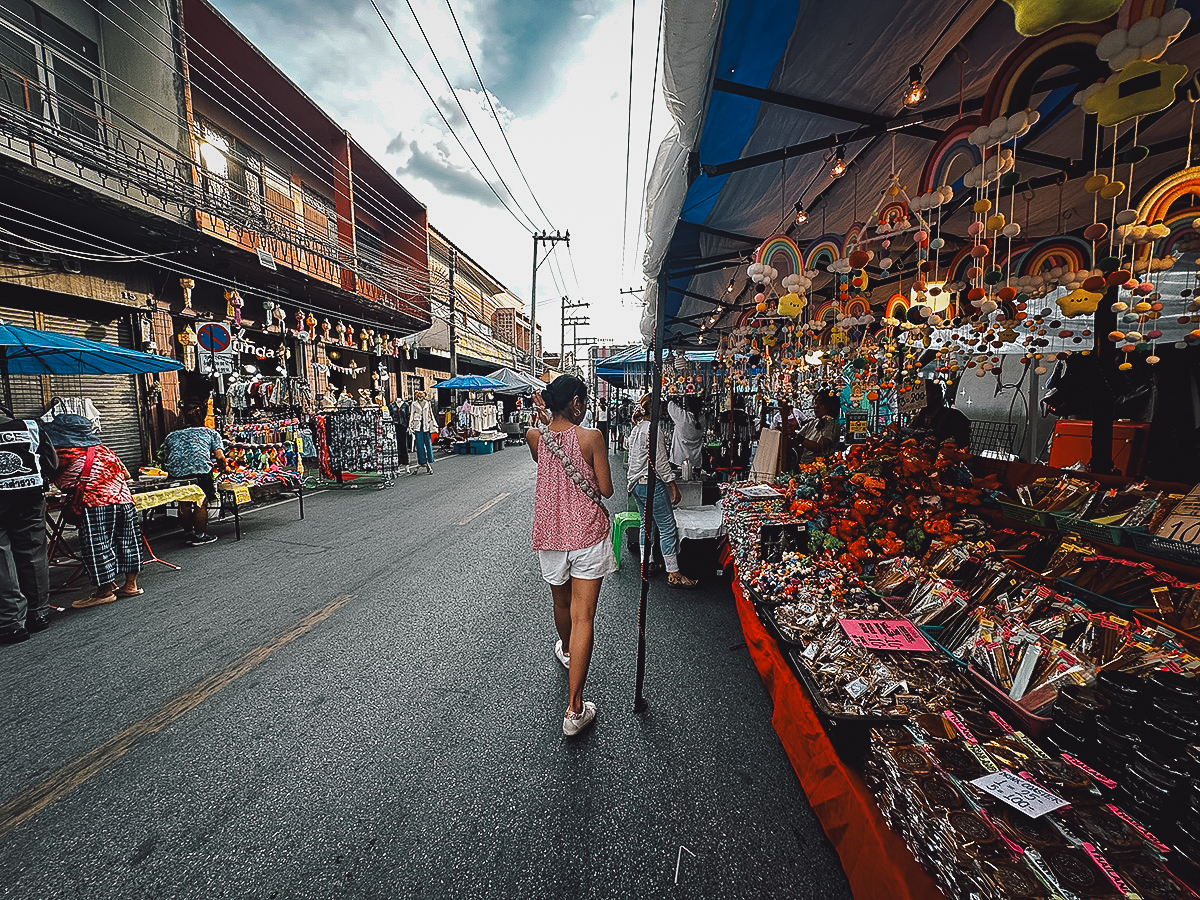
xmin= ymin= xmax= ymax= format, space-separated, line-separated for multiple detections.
xmin=1061 ymin=753 xmax=1118 ymax=790
xmin=989 ymin=711 xmax=1014 ymax=734
xmin=1106 ymin=804 xmax=1171 ymax=853
xmin=1082 ymin=842 xmax=1139 ymax=899
xmin=838 ymin=619 xmax=932 ymax=652
xmin=943 ymin=710 xmax=977 ymax=744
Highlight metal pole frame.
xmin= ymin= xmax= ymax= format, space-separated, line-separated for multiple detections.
xmin=634 ymin=268 xmax=667 ymax=712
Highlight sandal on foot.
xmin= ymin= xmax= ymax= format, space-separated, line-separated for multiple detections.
xmin=668 ymin=572 xmax=699 ymax=589
xmin=115 ymin=588 xmax=144 ymax=598
xmin=72 ymin=593 xmax=117 ymax=609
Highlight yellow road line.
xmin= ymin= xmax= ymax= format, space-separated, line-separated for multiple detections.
xmin=0 ymin=593 xmax=356 ymax=839
xmin=457 ymin=492 xmax=511 ymax=526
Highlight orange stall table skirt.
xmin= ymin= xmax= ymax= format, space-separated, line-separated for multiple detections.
xmin=733 ymin=575 xmax=947 ymax=900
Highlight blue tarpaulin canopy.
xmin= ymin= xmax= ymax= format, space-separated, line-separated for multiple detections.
xmin=0 ymin=319 xmax=182 ymax=411
xmin=433 ymin=374 xmax=508 ymax=391
xmin=596 ymin=347 xmax=715 ymax=387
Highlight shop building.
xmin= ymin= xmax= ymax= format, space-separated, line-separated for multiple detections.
xmin=397 ymin=225 xmax=541 ymax=400
xmin=0 ymin=0 xmax=431 ymax=467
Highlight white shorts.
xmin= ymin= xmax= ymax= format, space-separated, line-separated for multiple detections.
xmin=537 ymin=536 xmax=617 ymax=585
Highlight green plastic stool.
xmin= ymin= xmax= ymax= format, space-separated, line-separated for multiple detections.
xmin=611 ymin=511 xmax=641 ymax=568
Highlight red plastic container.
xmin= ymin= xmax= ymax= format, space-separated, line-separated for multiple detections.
xmin=1047 ymin=419 xmax=1150 ymax=476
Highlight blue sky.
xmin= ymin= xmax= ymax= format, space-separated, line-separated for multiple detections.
xmin=209 ymin=0 xmax=663 ymax=348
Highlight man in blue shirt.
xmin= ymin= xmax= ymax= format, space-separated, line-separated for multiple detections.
xmin=160 ymin=403 xmax=228 ymax=545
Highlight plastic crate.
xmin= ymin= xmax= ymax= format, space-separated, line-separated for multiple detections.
xmin=1050 ymin=511 xmax=1126 ymax=546
xmin=997 ymin=500 xmax=1056 ymax=529
xmin=1055 ymin=578 xmax=1141 ymax=615
xmin=1126 ymin=529 xmax=1200 ymax=568
xmin=1132 ymin=608 xmax=1200 ymax=651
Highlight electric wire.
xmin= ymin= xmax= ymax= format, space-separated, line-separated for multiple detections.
xmin=72 ymin=0 xmax=439 ymax=266
xmin=399 ymin=0 xmax=542 ymax=232
xmin=620 ymin=0 xmax=637 ymax=277
xmin=366 ymin=0 xmax=535 ymax=234
xmin=441 ymin=0 xmax=556 ymax=230
xmin=1 ymin=4 xmax=538 ymax=323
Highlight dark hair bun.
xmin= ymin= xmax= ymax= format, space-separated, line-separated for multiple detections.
xmin=542 ymin=375 xmax=587 ymax=414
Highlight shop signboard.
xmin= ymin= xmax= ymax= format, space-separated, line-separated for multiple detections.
xmin=196 ymin=322 xmax=235 ymax=375
xmin=846 ymin=410 xmax=869 ymax=443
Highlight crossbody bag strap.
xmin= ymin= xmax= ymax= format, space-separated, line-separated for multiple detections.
xmin=538 ymin=425 xmax=608 ymax=516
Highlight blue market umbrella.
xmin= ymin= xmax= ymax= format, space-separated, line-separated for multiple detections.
xmin=432 ymin=374 xmax=508 ymax=391
xmin=0 ymin=320 xmax=182 ymax=412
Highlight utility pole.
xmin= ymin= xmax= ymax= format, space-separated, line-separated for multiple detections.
xmin=560 ymin=297 xmax=589 ymax=373
xmin=447 ymin=247 xmax=458 ymax=378
xmin=529 ymin=230 xmax=569 ymax=376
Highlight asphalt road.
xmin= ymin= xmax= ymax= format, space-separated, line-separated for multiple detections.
xmin=1 ymin=446 xmax=852 ymax=900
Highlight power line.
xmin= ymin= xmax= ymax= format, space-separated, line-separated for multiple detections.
xmin=632 ymin=0 xmax=666 ymax=274
xmin=366 ymin=0 xmax=536 ymax=235
xmin=442 ymin=0 xmax=555 ymax=231
xmin=620 ymin=0 xmax=637 ymax=279
xmin=400 ymin=0 xmax=542 ymax=232
xmin=71 ymin=0 xmax=437 ymax=265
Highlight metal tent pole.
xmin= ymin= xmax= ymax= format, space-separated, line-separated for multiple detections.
xmin=634 ymin=269 xmax=667 ymax=713
xmin=0 ymin=349 xmax=11 ymax=414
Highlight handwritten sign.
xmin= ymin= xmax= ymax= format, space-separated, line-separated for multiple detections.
xmin=970 ymin=770 xmax=1069 ymax=818
xmin=1154 ymin=484 xmax=1200 ymax=546
xmin=898 ymin=380 xmax=928 ymax=416
xmin=839 ymin=619 xmax=932 ymax=652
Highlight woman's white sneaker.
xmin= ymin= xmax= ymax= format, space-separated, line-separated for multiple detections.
xmin=563 ymin=701 xmax=596 ymax=737
xmin=554 ymin=639 xmax=571 ymax=670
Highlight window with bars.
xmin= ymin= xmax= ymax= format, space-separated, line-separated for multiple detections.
xmin=197 ymin=120 xmax=263 ymax=217
xmin=0 ymin=0 xmax=103 ymax=143
xmin=301 ymin=184 xmax=339 ymax=251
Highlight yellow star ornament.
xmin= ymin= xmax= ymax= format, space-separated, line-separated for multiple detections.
xmin=1002 ymin=0 xmax=1124 ymax=36
xmin=777 ymin=292 xmax=807 ymax=318
xmin=1085 ymin=59 xmax=1189 ymax=126
xmin=1057 ymin=288 xmax=1103 ymax=318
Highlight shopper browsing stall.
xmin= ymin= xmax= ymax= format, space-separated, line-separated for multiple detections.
xmin=627 ymin=395 xmax=698 ymax=589
xmin=46 ymin=415 xmax=142 ymax=608
xmin=160 ymin=403 xmax=228 ymax=545
xmin=667 ymin=396 xmax=704 ymax=473
xmin=409 ymin=389 xmax=437 ymax=474
xmin=526 ymin=375 xmax=614 ymax=737
xmin=0 ymin=413 xmax=56 ymax=644
xmin=912 ymin=380 xmax=971 ymax=450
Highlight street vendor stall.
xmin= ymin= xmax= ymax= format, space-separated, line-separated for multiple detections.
xmin=629 ymin=1 xmax=1200 ymax=896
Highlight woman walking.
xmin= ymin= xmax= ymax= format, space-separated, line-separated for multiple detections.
xmin=46 ymin=415 xmax=143 ymax=608
xmin=628 ymin=395 xmax=698 ymax=588
xmin=526 ymin=375 xmax=614 ymax=737
xmin=410 ymin=389 xmax=437 ymax=474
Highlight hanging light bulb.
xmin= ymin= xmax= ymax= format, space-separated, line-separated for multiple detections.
xmin=904 ymin=63 xmax=926 ymax=107
xmin=794 ymin=202 xmax=809 ymax=225
xmin=829 ymin=146 xmax=847 ymax=178
xmin=727 ymin=280 xmax=735 ymax=293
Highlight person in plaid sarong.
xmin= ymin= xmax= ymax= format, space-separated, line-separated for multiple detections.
xmin=46 ymin=416 xmax=142 ymax=608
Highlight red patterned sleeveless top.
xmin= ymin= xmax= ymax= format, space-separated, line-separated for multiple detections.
xmin=532 ymin=426 xmax=609 ymax=551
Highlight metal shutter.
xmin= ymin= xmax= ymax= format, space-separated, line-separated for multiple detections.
xmin=41 ymin=312 xmax=144 ymax=470
xmin=0 ymin=306 xmax=145 ymax=470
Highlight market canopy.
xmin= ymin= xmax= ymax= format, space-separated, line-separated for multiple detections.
xmin=597 ymin=347 xmax=716 ymax=387
xmin=640 ymin=0 xmax=1200 ymax=343
xmin=0 ymin=320 xmax=183 ymax=376
xmin=484 ymin=367 xmax=544 ymax=395
xmin=432 ymin=374 xmax=508 ymax=391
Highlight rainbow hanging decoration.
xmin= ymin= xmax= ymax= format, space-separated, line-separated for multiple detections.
xmin=756 ymin=234 xmax=805 ymax=278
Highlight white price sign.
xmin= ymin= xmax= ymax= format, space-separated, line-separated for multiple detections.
xmin=970 ymin=770 xmax=1068 ymax=818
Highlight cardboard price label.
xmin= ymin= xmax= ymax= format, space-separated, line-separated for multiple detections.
xmin=839 ymin=619 xmax=932 ymax=652
xmin=970 ymin=770 xmax=1069 ymax=818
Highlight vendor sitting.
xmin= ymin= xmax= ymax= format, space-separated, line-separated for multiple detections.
xmin=159 ymin=403 xmax=228 ymax=545
xmin=795 ymin=391 xmax=840 ymax=466
xmin=912 ymin=381 xmax=971 ymax=450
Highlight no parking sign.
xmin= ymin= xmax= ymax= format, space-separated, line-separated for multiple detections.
xmin=196 ymin=322 xmax=234 ymax=375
